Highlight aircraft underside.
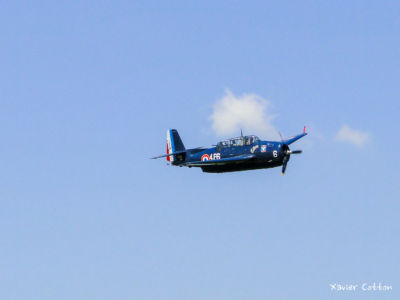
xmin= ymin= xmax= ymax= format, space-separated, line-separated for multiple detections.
xmin=200 ymin=160 xmax=283 ymax=173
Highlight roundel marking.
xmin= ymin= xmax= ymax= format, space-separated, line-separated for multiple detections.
xmin=201 ymin=154 xmax=210 ymax=161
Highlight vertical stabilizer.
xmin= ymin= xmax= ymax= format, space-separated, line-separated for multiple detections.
xmin=166 ymin=129 xmax=185 ymax=162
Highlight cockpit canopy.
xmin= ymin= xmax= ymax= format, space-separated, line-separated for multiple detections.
xmin=217 ymin=135 xmax=259 ymax=148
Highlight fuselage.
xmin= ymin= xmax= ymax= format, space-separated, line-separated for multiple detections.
xmin=155 ymin=129 xmax=307 ymax=174
xmin=175 ymin=138 xmax=288 ymax=173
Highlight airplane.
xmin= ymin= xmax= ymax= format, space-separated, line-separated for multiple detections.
xmin=152 ymin=127 xmax=308 ymax=174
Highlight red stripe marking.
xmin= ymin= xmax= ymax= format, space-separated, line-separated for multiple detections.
xmin=166 ymin=143 xmax=170 ymax=161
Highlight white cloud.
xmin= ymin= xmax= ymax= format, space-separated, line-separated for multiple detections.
xmin=209 ymin=89 xmax=279 ymax=139
xmin=335 ymin=125 xmax=370 ymax=147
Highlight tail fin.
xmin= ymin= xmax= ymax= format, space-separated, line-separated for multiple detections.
xmin=166 ymin=129 xmax=185 ymax=162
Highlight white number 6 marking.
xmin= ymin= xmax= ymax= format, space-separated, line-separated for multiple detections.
xmin=273 ymin=150 xmax=278 ymax=158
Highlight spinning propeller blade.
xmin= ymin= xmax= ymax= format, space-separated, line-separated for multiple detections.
xmin=290 ymin=150 xmax=302 ymax=154
xmin=278 ymin=131 xmax=283 ymax=142
xmin=281 ymin=155 xmax=289 ymax=175
xmin=281 ymin=147 xmax=302 ymax=175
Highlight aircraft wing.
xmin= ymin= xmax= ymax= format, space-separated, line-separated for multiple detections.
xmin=283 ymin=127 xmax=308 ymax=145
xmin=184 ymin=154 xmax=256 ymax=167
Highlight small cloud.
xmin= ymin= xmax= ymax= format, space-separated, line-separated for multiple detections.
xmin=209 ymin=89 xmax=279 ymax=139
xmin=335 ymin=125 xmax=370 ymax=147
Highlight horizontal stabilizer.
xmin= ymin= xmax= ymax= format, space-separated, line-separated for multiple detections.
xmin=151 ymin=150 xmax=186 ymax=159
xmin=151 ymin=147 xmax=207 ymax=159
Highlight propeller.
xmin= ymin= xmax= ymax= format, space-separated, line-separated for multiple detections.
xmin=278 ymin=131 xmax=283 ymax=142
xmin=281 ymin=145 xmax=302 ymax=175
xmin=288 ymin=150 xmax=302 ymax=154
xmin=281 ymin=155 xmax=289 ymax=175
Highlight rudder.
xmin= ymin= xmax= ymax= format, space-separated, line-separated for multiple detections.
xmin=166 ymin=129 xmax=185 ymax=162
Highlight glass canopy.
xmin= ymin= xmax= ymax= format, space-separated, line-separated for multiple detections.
xmin=217 ymin=135 xmax=259 ymax=147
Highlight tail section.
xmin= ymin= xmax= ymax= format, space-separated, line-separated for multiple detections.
xmin=166 ymin=129 xmax=185 ymax=162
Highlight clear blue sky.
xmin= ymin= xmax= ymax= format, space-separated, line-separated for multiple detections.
xmin=1 ymin=1 xmax=399 ymax=299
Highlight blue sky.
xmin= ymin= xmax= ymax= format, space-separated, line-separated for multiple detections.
xmin=1 ymin=1 xmax=399 ymax=299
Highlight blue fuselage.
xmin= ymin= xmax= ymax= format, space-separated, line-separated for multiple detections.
xmin=180 ymin=140 xmax=287 ymax=173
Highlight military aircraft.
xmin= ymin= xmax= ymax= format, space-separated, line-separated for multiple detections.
xmin=152 ymin=127 xmax=307 ymax=174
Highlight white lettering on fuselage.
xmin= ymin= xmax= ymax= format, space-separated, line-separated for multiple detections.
xmin=209 ymin=153 xmax=220 ymax=160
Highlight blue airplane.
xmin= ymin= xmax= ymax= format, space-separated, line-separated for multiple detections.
xmin=152 ymin=127 xmax=308 ymax=174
